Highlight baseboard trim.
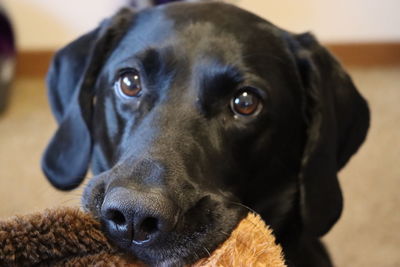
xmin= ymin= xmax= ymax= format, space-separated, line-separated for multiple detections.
xmin=15 ymin=50 xmax=54 ymax=78
xmin=15 ymin=43 xmax=400 ymax=77
xmin=327 ymin=42 xmax=400 ymax=67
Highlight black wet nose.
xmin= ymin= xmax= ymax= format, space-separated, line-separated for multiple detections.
xmin=101 ymin=187 xmax=177 ymax=246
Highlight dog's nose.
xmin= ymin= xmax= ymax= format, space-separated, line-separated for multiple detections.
xmin=101 ymin=187 xmax=178 ymax=246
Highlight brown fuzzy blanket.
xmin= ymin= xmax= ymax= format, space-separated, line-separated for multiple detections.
xmin=0 ymin=208 xmax=285 ymax=266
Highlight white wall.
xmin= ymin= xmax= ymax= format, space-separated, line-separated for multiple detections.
xmin=236 ymin=0 xmax=400 ymax=43
xmin=2 ymin=0 xmax=126 ymax=50
xmin=3 ymin=0 xmax=400 ymax=50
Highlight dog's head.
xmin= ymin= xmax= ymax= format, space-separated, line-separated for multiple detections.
xmin=42 ymin=1 xmax=369 ymax=265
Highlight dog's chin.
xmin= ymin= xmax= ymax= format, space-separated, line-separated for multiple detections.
xmin=83 ymin=183 xmax=246 ymax=266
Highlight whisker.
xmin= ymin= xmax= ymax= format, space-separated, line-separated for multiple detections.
xmin=219 ymin=230 xmax=230 ymax=238
xmin=203 ymin=246 xmax=211 ymax=257
xmin=228 ymin=201 xmax=259 ymax=216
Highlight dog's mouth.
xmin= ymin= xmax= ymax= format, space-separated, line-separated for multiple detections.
xmin=82 ymin=180 xmax=246 ymax=266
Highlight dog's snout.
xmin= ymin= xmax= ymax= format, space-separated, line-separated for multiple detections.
xmin=102 ymin=207 xmax=159 ymax=245
xmin=101 ymin=187 xmax=178 ymax=246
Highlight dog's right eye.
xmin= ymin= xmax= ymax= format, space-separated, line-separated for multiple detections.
xmin=114 ymin=69 xmax=142 ymax=98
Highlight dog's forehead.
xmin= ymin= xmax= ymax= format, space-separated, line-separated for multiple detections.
xmin=112 ymin=2 xmax=285 ymax=63
xmin=162 ymin=2 xmax=277 ymax=35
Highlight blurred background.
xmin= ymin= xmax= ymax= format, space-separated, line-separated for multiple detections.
xmin=0 ymin=0 xmax=399 ymax=266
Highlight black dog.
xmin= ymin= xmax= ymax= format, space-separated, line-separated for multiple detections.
xmin=42 ymin=2 xmax=369 ymax=266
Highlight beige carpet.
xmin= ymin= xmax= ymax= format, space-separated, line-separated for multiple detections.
xmin=0 ymin=67 xmax=399 ymax=267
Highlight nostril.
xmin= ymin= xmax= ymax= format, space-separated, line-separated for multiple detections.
xmin=105 ymin=209 xmax=126 ymax=226
xmin=133 ymin=217 xmax=159 ymax=244
xmin=140 ymin=217 xmax=159 ymax=234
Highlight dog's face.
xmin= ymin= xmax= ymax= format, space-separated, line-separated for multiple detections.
xmin=42 ymin=2 xmax=369 ymax=266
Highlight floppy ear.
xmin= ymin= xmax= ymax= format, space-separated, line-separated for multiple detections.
xmin=285 ymin=33 xmax=370 ymax=236
xmin=42 ymin=8 xmax=135 ymax=190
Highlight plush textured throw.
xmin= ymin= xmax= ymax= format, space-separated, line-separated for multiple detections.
xmin=0 ymin=208 xmax=285 ymax=266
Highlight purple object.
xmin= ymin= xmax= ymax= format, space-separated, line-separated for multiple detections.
xmin=129 ymin=0 xmax=184 ymax=8
xmin=0 ymin=10 xmax=15 ymax=55
xmin=0 ymin=5 xmax=16 ymax=113
xmin=153 ymin=0 xmax=182 ymax=4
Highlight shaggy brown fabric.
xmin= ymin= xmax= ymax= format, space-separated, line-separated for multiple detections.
xmin=0 ymin=208 xmax=285 ymax=266
xmin=193 ymin=213 xmax=286 ymax=267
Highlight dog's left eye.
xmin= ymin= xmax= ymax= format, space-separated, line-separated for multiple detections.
xmin=231 ymin=89 xmax=262 ymax=116
xmin=115 ymin=69 xmax=142 ymax=98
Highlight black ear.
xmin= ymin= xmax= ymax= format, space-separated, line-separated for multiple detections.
xmin=285 ymin=33 xmax=370 ymax=236
xmin=42 ymin=8 xmax=135 ymax=190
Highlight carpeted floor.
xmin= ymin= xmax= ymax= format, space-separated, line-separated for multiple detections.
xmin=0 ymin=66 xmax=399 ymax=267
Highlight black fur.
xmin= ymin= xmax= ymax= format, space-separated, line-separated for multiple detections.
xmin=42 ymin=2 xmax=369 ymax=267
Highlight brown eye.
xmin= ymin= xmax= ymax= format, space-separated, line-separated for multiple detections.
xmin=231 ymin=89 xmax=261 ymax=116
xmin=115 ymin=70 xmax=141 ymax=98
